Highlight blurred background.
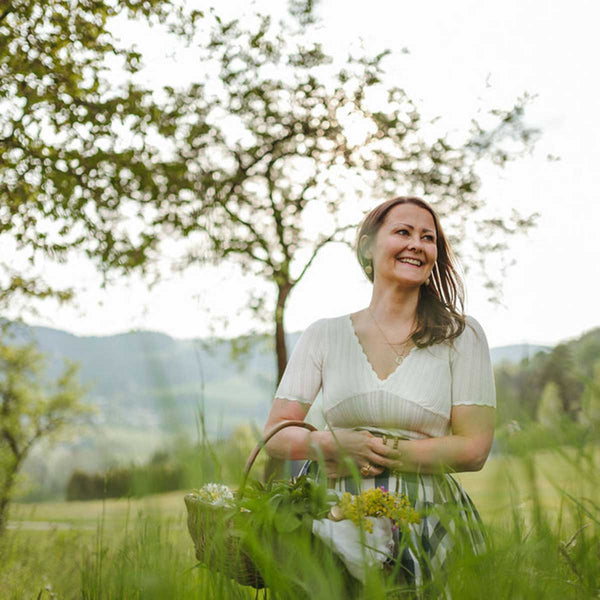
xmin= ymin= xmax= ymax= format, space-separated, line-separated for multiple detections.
xmin=2 ymin=2 xmax=600 ymax=598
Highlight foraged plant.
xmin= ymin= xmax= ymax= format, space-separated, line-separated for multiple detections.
xmin=336 ymin=487 xmax=421 ymax=533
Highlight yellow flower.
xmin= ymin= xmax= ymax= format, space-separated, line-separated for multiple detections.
xmin=334 ymin=488 xmax=420 ymax=533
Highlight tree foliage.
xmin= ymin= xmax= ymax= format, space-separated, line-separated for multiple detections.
xmin=0 ymin=0 xmax=200 ymax=310
xmin=0 ymin=337 xmax=89 ymax=534
xmin=2 ymin=0 xmax=539 ymax=383
xmin=579 ymin=361 xmax=600 ymax=427
xmin=494 ymin=327 xmax=600 ymax=426
xmin=132 ymin=3 xmax=539 ymax=379
xmin=537 ymin=381 xmax=562 ymax=427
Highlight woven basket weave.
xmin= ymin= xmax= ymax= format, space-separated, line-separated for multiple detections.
xmin=184 ymin=420 xmax=317 ymax=589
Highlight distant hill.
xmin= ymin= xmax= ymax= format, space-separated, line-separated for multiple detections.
xmin=3 ymin=322 xmax=293 ymax=498
xmin=490 ymin=344 xmax=551 ymax=365
xmin=5 ymin=322 xmax=292 ymax=436
xmin=3 ymin=321 xmax=550 ymax=437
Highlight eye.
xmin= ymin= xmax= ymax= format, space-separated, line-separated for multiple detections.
xmin=423 ymin=234 xmax=436 ymax=242
xmin=396 ymin=229 xmax=409 ymax=235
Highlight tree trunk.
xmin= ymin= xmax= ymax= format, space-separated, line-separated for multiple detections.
xmin=0 ymin=493 xmax=9 ymax=538
xmin=264 ymin=281 xmax=293 ymax=482
xmin=274 ymin=282 xmax=292 ymax=384
xmin=0 ymin=462 xmax=18 ymax=538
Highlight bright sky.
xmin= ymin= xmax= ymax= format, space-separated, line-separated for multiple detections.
xmin=20 ymin=0 xmax=600 ymax=349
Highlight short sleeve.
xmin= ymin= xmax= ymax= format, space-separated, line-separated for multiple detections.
xmin=274 ymin=319 xmax=326 ymax=406
xmin=450 ymin=316 xmax=496 ymax=408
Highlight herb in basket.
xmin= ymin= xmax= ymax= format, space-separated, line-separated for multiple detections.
xmin=234 ymin=475 xmax=339 ymax=535
xmin=336 ymin=487 xmax=421 ymax=533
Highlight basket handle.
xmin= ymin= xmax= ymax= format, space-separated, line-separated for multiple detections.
xmin=237 ymin=420 xmax=318 ymax=500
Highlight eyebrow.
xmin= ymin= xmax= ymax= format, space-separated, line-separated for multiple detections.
xmin=391 ymin=222 xmax=436 ymax=235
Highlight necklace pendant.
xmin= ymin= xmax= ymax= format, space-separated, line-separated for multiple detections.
xmin=395 ymin=356 xmax=404 ymax=365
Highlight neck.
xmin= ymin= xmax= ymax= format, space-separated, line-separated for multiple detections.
xmin=368 ymin=281 xmax=420 ymax=327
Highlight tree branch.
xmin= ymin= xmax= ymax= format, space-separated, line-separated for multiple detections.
xmin=0 ymin=5 xmax=12 ymax=24
xmin=1 ymin=428 xmax=20 ymax=459
xmin=294 ymin=224 xmax=355 ymax=285
xmin=218 ymin=199 xmax=274 ymax=266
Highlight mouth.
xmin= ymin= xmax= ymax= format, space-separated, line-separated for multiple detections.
xmin=396 ymin=257 xmax=423 ymax=267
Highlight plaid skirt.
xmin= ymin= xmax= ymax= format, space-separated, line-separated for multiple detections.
xmin=299 ymin=460 xmax=487 ymax=592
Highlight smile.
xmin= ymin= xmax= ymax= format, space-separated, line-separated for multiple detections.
xmin=397 ymin=258 xmax=423 ymax=267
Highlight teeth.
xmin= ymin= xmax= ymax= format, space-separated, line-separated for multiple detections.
xmin=398 ymin=258 xmax=422 ymax=266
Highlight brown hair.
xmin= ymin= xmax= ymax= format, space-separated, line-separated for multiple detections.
xmin=356 ymin=196 xmax=466 ymax=347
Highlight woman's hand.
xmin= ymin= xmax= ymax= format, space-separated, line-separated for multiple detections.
xmin=314 ymin=429 xmax=388 ymax=478
xmin=347 ymin=405 xmax=496 ymax=475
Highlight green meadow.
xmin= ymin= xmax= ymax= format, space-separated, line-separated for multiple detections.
xmin=2 ymin=440 xmax=599 ymax=599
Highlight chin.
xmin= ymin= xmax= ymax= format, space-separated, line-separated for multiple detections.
xmin=391 ymin=277 xmax=424 ymax=287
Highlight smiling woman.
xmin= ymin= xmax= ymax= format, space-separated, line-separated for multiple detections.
xmin=263 ymin=196 xmax=496 ymax=594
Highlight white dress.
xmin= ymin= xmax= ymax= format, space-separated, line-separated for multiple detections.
xmin=274 ymin=313 xmax=496 ymax=590
xmin=275 ymin=313 xmax=496 ymax=432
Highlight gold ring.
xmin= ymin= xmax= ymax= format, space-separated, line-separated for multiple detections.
xmin=382 ymin=435 xmax=388 ymax=446
xmin=393 ymin=437 xmax=399 ymax=450
xmin=360 ymin=464 xmax=372 ymax=477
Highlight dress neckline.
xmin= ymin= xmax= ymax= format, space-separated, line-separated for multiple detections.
xmin=346 ymin=313 xmax=417 ymax=384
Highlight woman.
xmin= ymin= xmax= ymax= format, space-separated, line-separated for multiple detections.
xmin=263 ymin=196 xmax=496 ymax=592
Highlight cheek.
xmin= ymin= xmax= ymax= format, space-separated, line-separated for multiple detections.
xmin=375 ymin=238 xmax=398 ymax=257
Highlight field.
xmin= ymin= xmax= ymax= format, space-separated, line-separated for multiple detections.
xmin=2 ymin=444 xmax=599 ymax=599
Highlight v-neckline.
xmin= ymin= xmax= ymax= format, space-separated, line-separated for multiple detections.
xmin=347 ymin=313 xmax=416 ymax=384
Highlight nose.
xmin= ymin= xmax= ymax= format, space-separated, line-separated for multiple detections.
xmin=407 ymin=234 xmax=424 ymax=252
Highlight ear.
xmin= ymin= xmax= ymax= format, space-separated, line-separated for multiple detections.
xmin=359 ymin=234 xmax=372 ymax=259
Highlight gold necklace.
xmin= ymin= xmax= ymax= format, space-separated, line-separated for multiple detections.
xmin=367 ymin=308 xmax=415 ymax=365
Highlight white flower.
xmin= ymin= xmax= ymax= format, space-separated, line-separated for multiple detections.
xmin=196 ymin=483 xmax=235 ymax=506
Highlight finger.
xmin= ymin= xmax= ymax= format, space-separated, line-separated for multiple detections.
xmin=367 ymin=451 xmax=394 ymax=469
xmin=368 ymin=439 xmax=394 ymax=458
xmin=367 ymin=436 xmax=392 ymax=455
xmin=372 ymin=438 xmax=404 ymax=460
xmin=359 ymin=462 xmax=384 ymax=477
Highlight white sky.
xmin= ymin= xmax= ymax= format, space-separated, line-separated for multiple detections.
xmin=19 ymin=0 xmax=600 ymax=348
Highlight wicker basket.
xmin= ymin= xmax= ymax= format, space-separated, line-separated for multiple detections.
xmin=184 ymin=420 xmax=318 ymax=590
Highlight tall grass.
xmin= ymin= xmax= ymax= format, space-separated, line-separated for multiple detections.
xmin=1 ymin=425 xmax=599 ymax=599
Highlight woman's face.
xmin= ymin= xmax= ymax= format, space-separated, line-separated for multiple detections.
xmin=365 ymin=203 xmax=438 ymax=287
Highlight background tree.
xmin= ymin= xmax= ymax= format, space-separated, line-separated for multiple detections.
xmin=0 ymin=0 xmax=200 ymax=312
xmin=538 ymin=344 xmax=583 ymax=417
xmin=494 ymin=328 xmax=600 ymax=428
xmin=536 ymin=381 xmax=562 ymax=427
xmin=0 ymin=339 xmax=88 ymax=535
xmin=579 ymin=361 xmax=600 ymax=427
xmin=0 ymin=0 xmax=199 ymax=523
xmin=2 ymin=0 xmax=538 ymax=386
xmin=137 ymin=2 xmax=539 ymax=382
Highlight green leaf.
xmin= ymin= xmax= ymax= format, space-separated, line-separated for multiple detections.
xmin=274 ymin=510 xmax=302 ymax=533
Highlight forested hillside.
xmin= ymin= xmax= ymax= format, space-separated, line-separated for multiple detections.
xmin=6 ymin=322 xmax=553 ymax=436
xmin=495 ymin=327 xmax=600 ymax=425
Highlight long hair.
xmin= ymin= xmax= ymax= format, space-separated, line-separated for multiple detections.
xmin=356 ymin=196 xmax=466 ymax=347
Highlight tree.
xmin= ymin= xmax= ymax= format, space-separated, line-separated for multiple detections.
xmin=1 ymin=0 xmax=201 ymax=509
xmin=0 ymin=0 xmax=200 ymax=311
xmin=2 ymin=0 xmax=539 ymax=387
xmin=0 ymin=338 xmax=89 ymax=535
xmin=579 ymin=361 xmax=600 ymax=427
xmin=538 ymin=344 xmax=583 ymax=417
xmin=135 ymin=2 xmax=539 ymax=382
xmin=536 ymin=381 xmax=562 ymax=428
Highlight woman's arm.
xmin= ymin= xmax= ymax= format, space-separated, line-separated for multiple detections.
xmin=263 ymin=398 xmax=387 ymax=476
xmin=263 ymin=401 xmax=495 ymax=475
xmin=262 ymin=398 xmax=314 ymax=460
xmin=369 ymin=405 xmax=496 ymax=474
